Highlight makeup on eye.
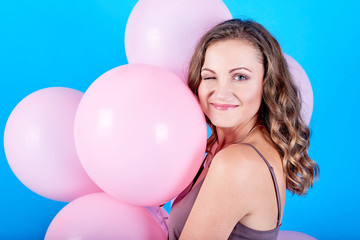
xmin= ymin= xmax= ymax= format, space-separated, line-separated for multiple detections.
xmin=200 ymin=72 xmax=249 ymax=81
xmin=201 ymin=68 xmax=216 ymax=80
xmin=230 ymin=67 xmax=251 ymax=81
xmin=201 ymin=76 xmax=216 ymax=80
xmin=201 ymin=67 xmax=252 ymax=81
xmin=232 ymin=73 xmax=248 ymax=81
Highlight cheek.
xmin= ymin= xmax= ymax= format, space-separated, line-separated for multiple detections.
xmin=198 ymin=83 xmax=208 ymax=109
xmin=198 ymin=93 xmax=208 ymax=113
xmin=240 ymin=83 xmax=263 ymax=107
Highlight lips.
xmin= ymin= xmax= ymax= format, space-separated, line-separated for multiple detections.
xmin=211 ymin=103 xmax=238 ymax=110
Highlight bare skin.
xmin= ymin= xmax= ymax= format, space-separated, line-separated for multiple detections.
xmin=180 ymin=128 xmax=286 ymax=239
xmin=179 ymin=39 xmax=287 ymax=239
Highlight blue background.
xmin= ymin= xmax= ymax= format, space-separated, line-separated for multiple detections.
xmin=1 ymin=0 xmax=359 ymax=239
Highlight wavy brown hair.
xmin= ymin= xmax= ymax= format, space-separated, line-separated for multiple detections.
xmin=188 ymin=19 xmax=319 ymax=196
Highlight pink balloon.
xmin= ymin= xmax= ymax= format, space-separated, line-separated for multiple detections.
xmin=125 ymin=0 xmax=232 ymax=81
xmin=74 ymin=64 xmax=207 ymax=206
xmin=278 ymin=230 xmax=317 ymax=240
xmin=284 ymin=53 xmax=314 ymax=125
xmin=3 ymin=87 xmax=101 ymax=202
xmin=45 ymin=193 xmax=166 ymax=240
xmin=145 ymin=206 xmax=169 ymax=237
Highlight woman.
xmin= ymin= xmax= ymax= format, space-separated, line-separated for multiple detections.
xmin=167 ymin=19 xmax=319 ymax=240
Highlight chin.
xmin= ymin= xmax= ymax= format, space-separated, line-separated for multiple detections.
xmin=209 ymin=119 xmax=238 ymax=129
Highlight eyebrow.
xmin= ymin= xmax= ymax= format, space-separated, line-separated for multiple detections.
xmin=229 ymin=67 xmax=252 ymax=73
xmin=201 ymin=68 xmax=216 ymax=74
xmin=201 ymin=67 xmax=252 ymax=74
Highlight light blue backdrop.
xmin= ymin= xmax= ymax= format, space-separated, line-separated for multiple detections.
xmin=1 ymin=1 xmax=359 ymax=239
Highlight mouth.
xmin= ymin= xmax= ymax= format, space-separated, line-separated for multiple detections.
xmin=211 ymin=103 xmax=239 ymax=110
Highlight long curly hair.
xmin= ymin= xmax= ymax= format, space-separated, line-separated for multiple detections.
xmin=188 ymin=19 xmax=319 ymax=196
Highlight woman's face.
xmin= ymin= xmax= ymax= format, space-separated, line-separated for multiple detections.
xmin=198 ymin=39 xmax=264 ymax=129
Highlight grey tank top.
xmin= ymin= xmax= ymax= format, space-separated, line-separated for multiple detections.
xmin=167 ymin=143 xmax=281 ymax=240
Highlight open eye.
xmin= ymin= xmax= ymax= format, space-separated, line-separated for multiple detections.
xmin=234 ymin=74 xmax=248 ymax=81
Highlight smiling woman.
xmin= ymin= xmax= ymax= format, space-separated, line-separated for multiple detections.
xmin=167 ymin=19 xmax=319 ymax=240
xmin=198 ymin=39 xmax=264 ymax=129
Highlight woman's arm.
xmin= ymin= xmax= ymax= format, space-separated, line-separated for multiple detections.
xmin=179 ymin=145 xmax=258 ymax=240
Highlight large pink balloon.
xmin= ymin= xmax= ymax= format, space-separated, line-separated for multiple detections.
xmin=3 ymin=87 xmax=101 ymax=202
xmin=278 ymin=230 xmax=317 ymax=240
xmin=284 ymin=53 xmax=314 ymax=125
xmin=74 ymin=64 xmax=207 ymax=206
xmin=45 ymin=193 xmax=166 ymax=240
xmin=125 ymin=0 xmax=232 ymax=81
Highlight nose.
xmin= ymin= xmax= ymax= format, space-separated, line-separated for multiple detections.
xmin=214 ymin=80 xmax=233 ymax=101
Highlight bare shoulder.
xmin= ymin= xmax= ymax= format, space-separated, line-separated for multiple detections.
xmin=180 ymin=142 xmax=283 ymax=238
xmin=202 ymin=143 xmax=268 ymax=210
xmin=210 ymin=143 xmax=266 ymax=181
xmin=179 ymin=143 xmax=264 ymax=238
xmin=207 ymin=142 xmax=281 ymax=206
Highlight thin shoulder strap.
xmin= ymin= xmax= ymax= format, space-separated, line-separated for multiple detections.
xmin=190 ymin=157 xmax=206 ymax=190
xmin=240 ymin=143 xmax=282 ymax=227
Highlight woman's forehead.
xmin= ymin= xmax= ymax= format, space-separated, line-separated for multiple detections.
xmin=203 ymin=39 xmax=264 ymax=71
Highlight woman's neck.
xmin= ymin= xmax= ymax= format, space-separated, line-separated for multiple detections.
xmin=215 ymin=117 xmax=260 ymax=151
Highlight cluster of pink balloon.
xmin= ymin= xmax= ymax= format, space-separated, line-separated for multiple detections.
xmin=4 ymin=0 xmax=315 ymax=239
xmin=4 ymin=0 xmax=231 ymax=239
